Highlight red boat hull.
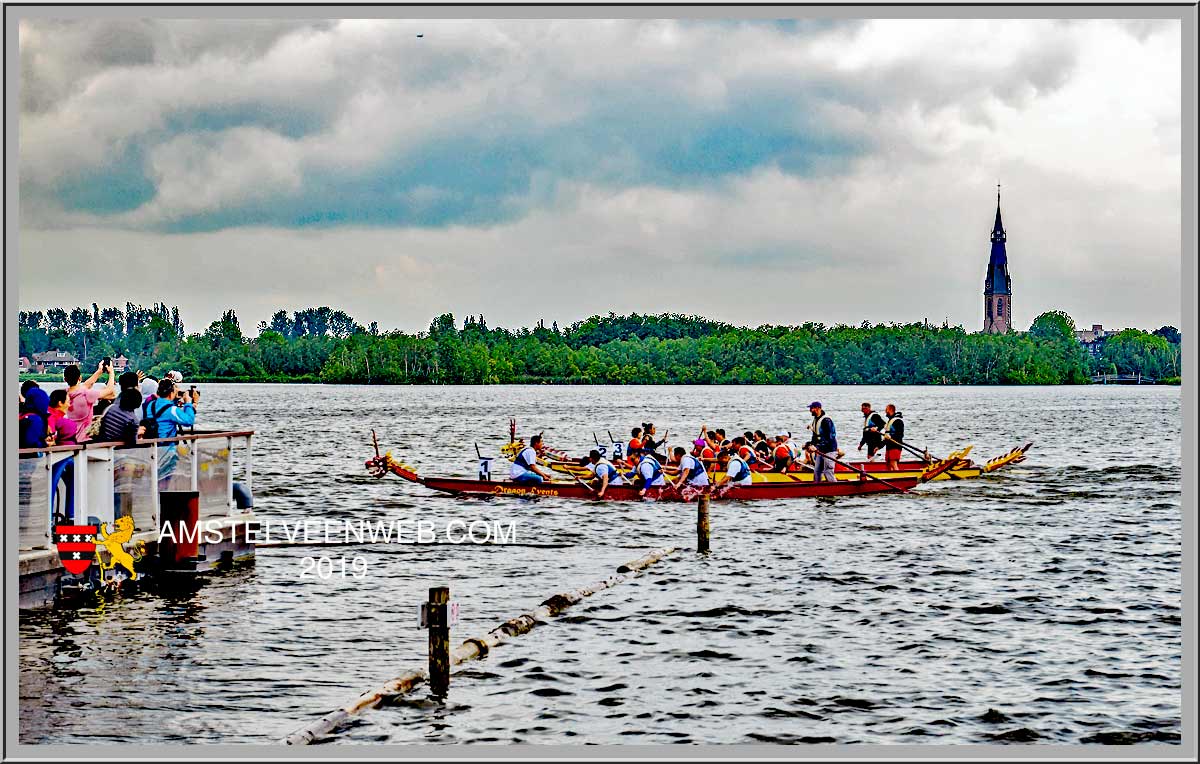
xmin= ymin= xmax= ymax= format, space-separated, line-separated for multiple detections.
xmin=419 ymin=474 xmax=919 ymax=501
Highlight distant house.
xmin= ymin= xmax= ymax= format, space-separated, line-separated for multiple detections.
xmin=1074 ymin=324 xmax=1135 ymax=357
xmin=112 ymin=354 xmax=130 ymax=373
xmin=31 ymin=350 xmax=80 ymax=373
xmin=18 ymin=356 xmax=31 ymax=373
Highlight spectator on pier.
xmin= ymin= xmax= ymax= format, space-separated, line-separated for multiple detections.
xmin=47 ymin=389 xmax=81 ymax=447
xmin=142 ymin=378 xmax=197 ymax=440
xmin=19 ymin=388 xmax=51 ymax=450
xmin=99 ymin=388 xmax=146 ymax=445
xmin=64 ymin=361 xmax=116 ymax=442
xmin=20 ymin=379 xmax=39 ymax=407
xmin=140 ymin=375 xmax=159 ymax=405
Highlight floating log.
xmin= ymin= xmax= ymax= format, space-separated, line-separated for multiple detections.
xmin=284 ymin=546 xmax=677 ymax=745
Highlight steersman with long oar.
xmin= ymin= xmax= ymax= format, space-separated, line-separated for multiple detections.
xmin=804 ymin=401 xmax=840 ymax=483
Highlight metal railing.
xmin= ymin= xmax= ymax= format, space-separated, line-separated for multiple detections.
xmin=17 ymin=431 xmax=254 ymax=552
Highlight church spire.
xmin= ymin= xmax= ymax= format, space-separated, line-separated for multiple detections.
xmin=991 ymin=184 xmax=1006 ymax=245
xmin=983 ymin=185 xmax=1012 ymax=333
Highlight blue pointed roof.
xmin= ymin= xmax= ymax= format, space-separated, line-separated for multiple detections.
xmin=985 ymin=189 xmax=1011 ymax=295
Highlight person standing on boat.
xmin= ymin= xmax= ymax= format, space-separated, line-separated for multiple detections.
xmin=858 ymin=402 xmax=887 ymax=459
xmin=805 ymin=401 xmax=839 ymax=483
xmin=510 ymin=434 xmax=554 ymax=485
xmin=669 ymin=446 xmax=709 ymax=491
xmin=634 ymin=451 xmax=667 ymax=496
xmin=882 ymin=404 xmax=905 ymax=472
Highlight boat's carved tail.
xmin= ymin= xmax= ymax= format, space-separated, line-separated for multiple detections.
xmin=983 ymin=441 xmax=1033 ymax=473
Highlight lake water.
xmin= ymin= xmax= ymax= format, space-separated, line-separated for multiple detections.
xmin=18 ymin=384 xmax=1182 ymax=745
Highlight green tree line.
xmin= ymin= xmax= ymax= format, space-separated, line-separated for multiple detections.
xmin=18 ymin=305 xmax=1182 ymax=385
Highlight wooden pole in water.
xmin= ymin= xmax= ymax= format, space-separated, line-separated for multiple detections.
xmin=697 ymin=494 xmax=710 ymax=553
xmin=428 ymin=586 xmax=450 ymax=698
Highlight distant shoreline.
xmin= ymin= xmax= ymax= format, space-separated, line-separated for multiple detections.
xmin=17 ymin=373 xmax=1182 ymax=387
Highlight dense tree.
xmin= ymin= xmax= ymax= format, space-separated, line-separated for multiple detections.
xmin=17 ymin=306 xmax=1181 ymax=385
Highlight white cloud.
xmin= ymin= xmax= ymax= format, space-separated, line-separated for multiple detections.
xmin=15 ymin=17 xmax=1184 ymax=330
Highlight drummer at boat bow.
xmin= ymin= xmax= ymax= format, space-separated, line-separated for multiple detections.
xmin=859 ymin=402 xmax=887 ymax=459
xmin=510 ymin=434 xmax=554 ymax=484
xmin=805 ymin=401 xmax=839 ymax=483
xmin=670 ymin=446 xmax=709 ymax=490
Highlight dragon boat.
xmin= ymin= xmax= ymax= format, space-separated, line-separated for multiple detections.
xmin=511 ymin=443 xmax=1032 ymax=483
xmin=497 ymin=422 xmax=1032 ymax=484
xmin=365 ymin=436 xmax=969 ymax=502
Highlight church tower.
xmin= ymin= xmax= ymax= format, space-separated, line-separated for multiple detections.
xmin=983 ymin=187 xmax=1012 ymax=333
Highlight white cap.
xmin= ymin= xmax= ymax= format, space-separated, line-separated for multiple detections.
xmin=166 ymin=370 xmax=184 ymax=383
xmin=776 ymin=431 xmax=790 ymax=438
xmin=140 ymin=378 xmax=158 ymax=398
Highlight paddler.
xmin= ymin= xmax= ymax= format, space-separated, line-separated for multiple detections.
xmin=580 ymin=449 xmax=625 ymax=498
xmin=772 ymin=431 xmax=796 ymax=472
xmin=669 ymin=446 xmax=709 ymax=491
xmin=882 ymin=404 xmax=905 ymax=471
xmin=634 ymin=450 xmax=667 ymax=497
xmin=510 ymin=434 xmax=554 ymax=485
xmin=804 ymin=401 xmax=839 ymax=483
xmin=627 ymin=427 xmax=644 ymax=462
xmin=713 ymin=447 xmax=754 ymax=489
xmin=858 ymin=402 xmax=887 ymax=460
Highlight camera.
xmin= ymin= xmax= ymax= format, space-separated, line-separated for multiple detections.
xmin=102 ymin=356 xmax=111 ymax=369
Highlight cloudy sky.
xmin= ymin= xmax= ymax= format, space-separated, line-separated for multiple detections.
xmin=16 ymin=17 xmax=1182 ymax=335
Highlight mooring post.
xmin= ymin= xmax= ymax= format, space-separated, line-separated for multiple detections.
xmin=428 ymin=586 xmax=450 ymax=698
xmin=697 ymin=495 xmax=711 ymax=553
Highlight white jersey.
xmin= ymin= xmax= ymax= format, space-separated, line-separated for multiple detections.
xmin=590 ymin=458 xmax=625 ymax=485
xmin=725 ymin=456 xmax=754 ymax=486
xmin=509 ymin=446 xmax=539 ymax=479
xmin=637 ymin=458 xmax=666 ymax=486
xmin=678 ymin=454 xmax=709 ymax=486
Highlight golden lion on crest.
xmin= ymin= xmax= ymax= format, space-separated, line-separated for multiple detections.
xmin=93 ymin=516 xmax=144 ymax=580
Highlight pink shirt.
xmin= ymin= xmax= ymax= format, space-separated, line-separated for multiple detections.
xmin=48 ymin=409 xmax=80 ymax=446
xmin=65 ymin=386 xmax=103 ymax=442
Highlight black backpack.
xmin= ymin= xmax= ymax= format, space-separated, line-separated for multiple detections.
xmin=140 ymin=398 xmax=171 ymax=440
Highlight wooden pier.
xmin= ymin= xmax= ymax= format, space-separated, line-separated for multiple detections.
xmin=17 ymin=431 xmax=258 ymax=609
xmin=1090 ymin=373 xmax=1157 ymax=384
